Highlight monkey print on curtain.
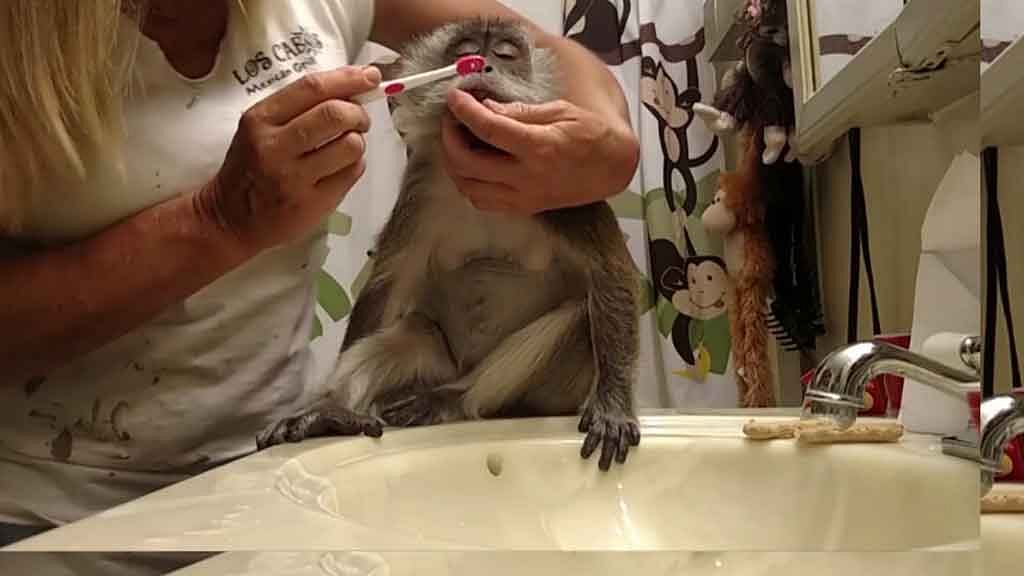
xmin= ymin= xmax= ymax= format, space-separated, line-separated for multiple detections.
xmin=565 ymin=0 xmax=737 ymax=408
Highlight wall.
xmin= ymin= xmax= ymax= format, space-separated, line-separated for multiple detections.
xmin=992 ymin=145 xmax=1024 ymax=394
xmin=811 ymin=99 xmax=979 ymax=366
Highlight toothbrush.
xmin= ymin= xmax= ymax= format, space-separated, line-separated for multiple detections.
xmin=352 ymin=55 xmax=488 ymax=104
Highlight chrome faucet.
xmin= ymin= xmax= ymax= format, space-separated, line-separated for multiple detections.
xmin=802 ymin=339 xmax=979 ymax=430
xmin=803 ymin=335 xmax=1024 ymax=495
xmin=980 ymin=394 xmax=1024 ymax=496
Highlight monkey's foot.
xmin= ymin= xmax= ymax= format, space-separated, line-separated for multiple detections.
xmin=256 ymin=406 xmax=383 ymax=450
xmin=578 ymin=405 xmax=641 ymax=471
xmin=376 ymin=387 xmax=461 ymax=427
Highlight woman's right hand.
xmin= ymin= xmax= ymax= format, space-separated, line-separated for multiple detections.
xmin=194 ymin=65 xmax=382 ymax=255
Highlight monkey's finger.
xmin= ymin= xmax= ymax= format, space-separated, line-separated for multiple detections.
xmin=302 ymin=131 xmax=366 ymax=182
xmin=285 ymin=413 xmax=322 ymax=442
xmin=578 ymin=410 xmax=595 ymax=433
xmin=322 ymin=416 xmax=368 ymax=436
xmin=446 ymin=89 xmax=543 ymax=157
xmin=581 ymin=428 xmax=602 ymax=460
xmin=259 ymin=66 xmax=381 ymax=125
xmin=256 ymin=421 xmax=286 ymax=450
xmin=262 ymin=417 xmax=303 ymax=447
xmin=599 ymin=430 xmax=617 ymax=471
xmin=627 ymin=422 xmax=642 ymax=446
xmin=362 ymin=419 xmax=384 ymax=438
xmin=284 ymin=99 xmax=372 ymax=155
xmin=610 ymin=424 xmax=626 ymax=463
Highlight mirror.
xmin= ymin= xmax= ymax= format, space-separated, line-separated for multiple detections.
xmin=981 ymin=0 xmax=1023 ymax=72
xmin=807 ymin=0 xmax=904 ymax=91
xmin=786 ymin=0 xmax=979 ymax=161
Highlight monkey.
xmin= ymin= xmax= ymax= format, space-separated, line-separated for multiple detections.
xmin=257 ymin=18 xmax=641 ymax=471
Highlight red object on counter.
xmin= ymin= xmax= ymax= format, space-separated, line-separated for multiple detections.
xmin=874 ymin=333 xmax=911 ymax=416
xmin=998 ymin=437 xmax=1024 ymax=482
xmin=800 ymin=333 xmax=910 ymax=418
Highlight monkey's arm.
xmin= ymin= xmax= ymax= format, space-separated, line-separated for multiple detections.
xmin=541 ymin=204 xmax=641 ymax=470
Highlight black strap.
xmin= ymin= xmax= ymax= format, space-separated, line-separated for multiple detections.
xmin=847 ymin=128 xmax=882 ymax=343
xmin=982 ymin=147 xmax=1022 ymax=397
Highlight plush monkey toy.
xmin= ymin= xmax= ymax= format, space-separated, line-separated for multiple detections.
xmin=702 ymin=132 xmax=776 ymax=408
xmin=694 ymin=0 xmax=795 ymax=165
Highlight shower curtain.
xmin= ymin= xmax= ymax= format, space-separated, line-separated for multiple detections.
xmin=309 ymin=1 xmax=742 ymax=410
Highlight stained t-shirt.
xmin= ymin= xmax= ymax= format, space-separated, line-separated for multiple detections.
xmin=0 ymin=0 xmax=375 ymax=526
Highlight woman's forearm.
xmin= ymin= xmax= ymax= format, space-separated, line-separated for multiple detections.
xmin=0 ymin=190 xmax=253 ymax=385
xmin=533 ymin=31 xmax=633 ymax=127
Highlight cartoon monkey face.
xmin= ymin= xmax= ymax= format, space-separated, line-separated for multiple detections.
xmin=684 ymin=259 xmax=729 ymax=311
xmin=663 ymin=256 xmax=729 ymax=321
xmin=640 ymin=57 xmax=699 ymax=130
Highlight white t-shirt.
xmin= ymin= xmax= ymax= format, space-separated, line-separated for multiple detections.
xmin=0 ymin=0 xmax=375 ymax=526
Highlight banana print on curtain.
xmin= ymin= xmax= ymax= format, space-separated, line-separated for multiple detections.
xmin=306 ymin=3 xmax=739 ymax=410
xmin=563 ymin=0 xmax=737 ymax=408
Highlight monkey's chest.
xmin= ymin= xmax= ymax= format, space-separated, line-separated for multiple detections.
xmin=419 ymin=209 xmax=579 ymax=369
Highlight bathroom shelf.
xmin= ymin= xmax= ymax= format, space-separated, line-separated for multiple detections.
xmin=981 ymin=37 xmax=1024 ymax=147
xmin=705 ymin=0 xmax=746 ymax=62
xmin=789 ymin=0 xmax=980 ymax=161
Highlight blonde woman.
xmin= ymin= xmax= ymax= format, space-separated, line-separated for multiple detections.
xmin=0 ymin=0 xmax=638 ymax=568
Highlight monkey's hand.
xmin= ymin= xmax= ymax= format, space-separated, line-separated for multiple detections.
xmin=376 ymin=386 xmax=463 ymax=428
xmin=256 ymin=405 xmax=383 ymax=450
xmin=578 ymin=401 xmax=641 ymax=471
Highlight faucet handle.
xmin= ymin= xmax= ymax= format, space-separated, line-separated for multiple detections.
xmin=959 ymin=335 xmax=982 ymax=374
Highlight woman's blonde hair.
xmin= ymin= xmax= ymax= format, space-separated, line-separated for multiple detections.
xmin=0 ymin=1 xmax=133 ymax=234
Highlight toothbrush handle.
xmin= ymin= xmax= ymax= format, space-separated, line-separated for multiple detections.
xmin=351 ymin=88 xmax=385 ymax=105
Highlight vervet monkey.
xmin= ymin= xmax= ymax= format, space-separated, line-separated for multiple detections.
xmin=259 ymin=18 xmax=640 ymax=470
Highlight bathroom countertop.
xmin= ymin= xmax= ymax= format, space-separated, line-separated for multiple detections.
xmin=7 ymin=411 xmax=979 ymax=553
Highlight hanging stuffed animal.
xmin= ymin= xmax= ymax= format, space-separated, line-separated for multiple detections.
xmin=694 ymin=0 xmax=795 ymax=165
xmin=702 ymin=131 xmax=776 ymax=408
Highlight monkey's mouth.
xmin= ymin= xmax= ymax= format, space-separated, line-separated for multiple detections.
xmin=455 ymin=88 xmax=509 ymax=154
xmin=466 ymin=88 xmax=500 ymax=103
xmin=451 ymin=81 xmax=512 ymax=154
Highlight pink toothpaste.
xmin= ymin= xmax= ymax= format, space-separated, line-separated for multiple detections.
xmin=353 ymin=55 xmax=487 ymax=104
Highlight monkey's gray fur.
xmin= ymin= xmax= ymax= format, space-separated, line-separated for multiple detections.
xmin=258 ymin=18 xmax=641 ymax=470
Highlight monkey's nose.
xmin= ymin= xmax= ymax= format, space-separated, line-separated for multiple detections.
xmin=484 ymin=65 xmax=494 ymax=73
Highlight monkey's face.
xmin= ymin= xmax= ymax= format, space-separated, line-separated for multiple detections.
xmin=390 ymin=19 xmax=559 ymax=142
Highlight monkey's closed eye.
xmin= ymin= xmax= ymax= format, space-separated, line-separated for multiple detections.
xmin=454 ymin=40 xmax=481 ymax=57
xmin=492 ymin=41 xmax=521 ymax=60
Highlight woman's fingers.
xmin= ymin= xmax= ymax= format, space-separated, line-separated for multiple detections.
xmin=285 ymin=99 xmax=372 ymax=156
xmin=257 ymin=66 xmax=381 ymax=125
xmin=302 ymin=131 xmax=367 ymax=182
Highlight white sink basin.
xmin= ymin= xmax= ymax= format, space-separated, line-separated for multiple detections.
xmin=168 ymin=551 xmax=980 ymax=576
xmin=8 ymin=412 xmax=979 ymax=553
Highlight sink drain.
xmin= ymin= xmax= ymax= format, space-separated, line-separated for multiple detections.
xmin=486 ymin=453 xmax=503 ymax=477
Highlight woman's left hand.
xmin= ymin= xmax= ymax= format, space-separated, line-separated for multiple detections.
xmin=440 ymin=89 xmax=640 ymax=215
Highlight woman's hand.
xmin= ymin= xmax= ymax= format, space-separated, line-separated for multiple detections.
xmin=440 ymin=88 xmax=640 ymax=214
xmin=195 ymin=66 xmax=382 ymax=255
